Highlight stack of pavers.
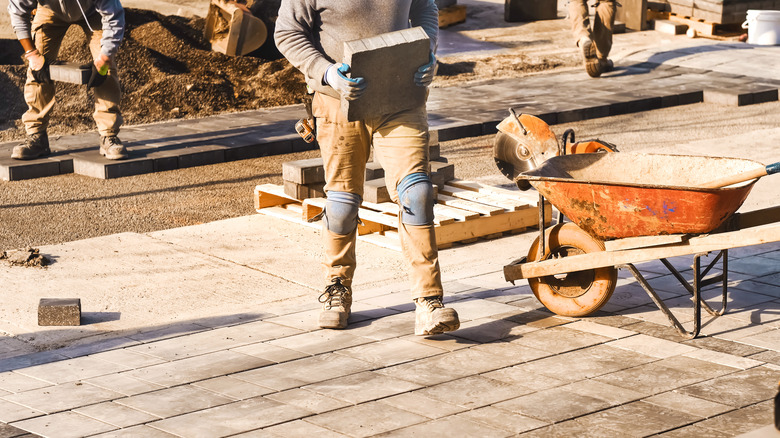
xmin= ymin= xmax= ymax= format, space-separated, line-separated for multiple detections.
xmin=281 ymin=131 xmax=454 ymax=204
xmin=664 ymin=0 xmax=768 ymax=24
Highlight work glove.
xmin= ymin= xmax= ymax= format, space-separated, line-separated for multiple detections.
xmin=87 ymin=53 xmax=110 ymax=89
xmin=324 ymin=63 xmax=366 ymax=101
xmin=25 ymin=49 xmax=51 ymax=84
xmin=414 ymin=53 xmax=437 ymax=87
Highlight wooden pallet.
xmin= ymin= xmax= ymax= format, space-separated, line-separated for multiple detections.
xmin=254 ymin=180 xmax=551 ymax=251
xmin=439 ymin=5 xmax=467 ymax=29
xmin=648 ymin=10 xmax=739 ymax=37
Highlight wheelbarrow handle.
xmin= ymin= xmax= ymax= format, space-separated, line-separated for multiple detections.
xmin=702 ymin=161 xmax=780 ymax=189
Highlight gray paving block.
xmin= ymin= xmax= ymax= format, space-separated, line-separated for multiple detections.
xmin=365 ymin=161 xmax=385 ymax=180
xmin=177 ymin=146 xmax=226 ymax=169
xmin=430 ymin=161 xmax=455 ymax=187
xmin=284 ymin=180 xmax=326 ymax=200
xmin=704 ymin=88 xmax=754 ymax=106
xmin=72 ymin=154 xmax=155 ymax=179
xmin=617 ymin=0 xmax=649 ymax=30
xmin=364 ymin=178 xmax=391 ymax=203
xmin=283 ymin=157 xmax=325 ymax=184
xmin=225 ymin=139 xmax=294 ymax=161
xmin=429 ymin=143 xmax=441 ymax=161
xmin=0 ymin=157 xmax=62 ymax=181
xmin=49 ymin=62 xmax=91 ymax=84
xmin=654 ymin=19 xmax=688 ymax=34
xmin=38 ymin=298 xmax=81 ymax=326
xmin=341 ymin=27 xmax=430 ymax=121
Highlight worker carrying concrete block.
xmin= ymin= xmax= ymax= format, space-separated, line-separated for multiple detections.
xmin=275 ymin=0 xmax=460 ymax=336
xmin=8 ymin=0 xmax=128 ymax=160
xmin=570 ymin=0 xmax=616 ymax=77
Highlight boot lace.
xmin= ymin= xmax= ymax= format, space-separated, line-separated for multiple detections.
xmin=416 ymin=296 xmax=444 ymax=311
xmin=319 ymin=278 xmax=350 ymax=310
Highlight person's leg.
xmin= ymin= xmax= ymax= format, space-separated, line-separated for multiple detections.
xmin=82 ymin=14 xmax=126 ymax=159
xmin=311 ymin=92 xmax=370 ymax=329
xmin=569 ymin=0 xmax=601 ymax=77
xmin=372 ymin=106 xmax=459 ymax=335
xmin=593 ymin=0 xmax=616 ymax=72
xmin=19 ymin=8 xmax=67 ymax=146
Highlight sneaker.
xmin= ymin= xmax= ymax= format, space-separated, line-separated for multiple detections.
xmin=414 ymin=296 xmax=460 ymax=336
xmin=99 ymin=135 xmax=128 ymax=160
xmin=11 ymin=132 xmax=50 ymax=160
xmin=318 ymin=278 xmax=352 ymax=329
xmin=578 ymin=36 xmax=601 ymax=78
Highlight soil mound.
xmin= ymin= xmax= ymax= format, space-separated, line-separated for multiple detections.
xmin=0 ymin=8 xmax=306 ymax=142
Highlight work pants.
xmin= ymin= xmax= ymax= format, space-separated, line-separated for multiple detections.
xmin=23 ymin=6 xmax=122 ymax=136
xmin=312 ymin=92 xmax=443 ymax=299
xmin=569 ymin=0 xmax=616 ymax=59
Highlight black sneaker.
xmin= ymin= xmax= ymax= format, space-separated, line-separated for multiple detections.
xmin=318 ymin=278 xmax=352 ymax=329
xmin=11 ymin=132 xmax=51 ymax=160
xmin=99 ymin=136 xmax=128 ymax=160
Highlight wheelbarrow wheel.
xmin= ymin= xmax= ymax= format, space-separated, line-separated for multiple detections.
xmin=527 ymin=223 xmax=617 ymax=317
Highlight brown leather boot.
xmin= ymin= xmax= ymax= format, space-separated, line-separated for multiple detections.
xmin=100 ymin=135 xmax=128 ymax=160
xmin=579 ymin=36 xmax=601 ymax=78
xmin=11 ymin=132 xmax=50 ymax=160
xmin=318 ymin=278 xmax=352 ymax=329
xmin=414 ymin=296 xmax=460 ymax=336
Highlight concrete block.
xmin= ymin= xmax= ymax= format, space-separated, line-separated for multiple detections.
xmin=38 ymin=298 xmax=81 ymax=326
xmin=0 ymin=158 xmax=62 ymax=181
xmin=49 ymin=62 xmax=90 ymax=85
xmin=613 ymin=21 xmax=627 ymax=34
xmin=429 ymin=143 xmax=441 ymax=161
xmin=430 ymin=161 xmax=455 ymax=187
xmin=341 ymin=27 xmax=430 ymax=121
xmin=617 ymin=0 xmax=649 ymax=30
xmin=282 ymin=157 xmax=325 ymax=184
xmin=284 ymin=180 xmax=325 ymax=200
xmin=364 ymin=178 xmax=392 ymax=203
xmin=428 ymin=130 xmax=439 ymax=147
xmin=653 ymin=19 xmax=688 ymax=34
xmin=177 ymin=146 xmax=226 ymax=169
xmin=72 ymin=154 xmax=155 ymax=179
xmin=365 ymin=161 xmax=385 ymax=180
xmin=225 ymin=139 xmax=294 ymax=161
xmin=504 ymin=0 xmax=558 ymax=21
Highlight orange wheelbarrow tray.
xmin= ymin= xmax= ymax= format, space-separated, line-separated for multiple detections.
xmin=503 ymin=152 xmax=780 ymax=339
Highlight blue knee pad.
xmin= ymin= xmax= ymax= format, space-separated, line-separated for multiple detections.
xmin=324 ymin=191 xmax=361 ymax=235
xmin=398 ymin=172 xmax=435 ymax=226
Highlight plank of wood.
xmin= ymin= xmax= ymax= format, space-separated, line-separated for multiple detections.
xmin=438 ymin=4 xmax=466 ymax=29
xmin=433 ymin=203 xmax=479 ymax=222
xmin=257 ymin=206 xmax=320 ymax=231
xmin=435 ymin=206 xmax=539 ymax=245
xmin=254 ymin=184 xmax=298 ymax=210
xmin=604 ymin=234 xmax=689 ymax=251
xmin=436 ymin=193 xmax=505 ymax=216
xmin=447 ymin=179 xmax=540 ymax=207
xmin=504 ymin=222 xmax=780 ymax=281
xmin=359 ymin=231 xmax=402 ymax=252
xmin=440 ymin=184 xmax=521 ymax=211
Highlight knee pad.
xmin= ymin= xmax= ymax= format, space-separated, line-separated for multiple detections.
xmin=398 ymin=172 xmax=435 ymax=226
xmin=324 ymin=191 xmax=361 ymax=235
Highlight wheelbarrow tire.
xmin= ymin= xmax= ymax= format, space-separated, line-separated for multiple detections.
xmin=526 ymin=223 xmax=617 ymax=317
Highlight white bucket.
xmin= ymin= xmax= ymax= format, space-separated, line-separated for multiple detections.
xmin=742 ymin=10 xmax=780 ymax=45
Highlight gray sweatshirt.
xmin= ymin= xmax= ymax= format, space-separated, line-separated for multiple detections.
xmin=274 ymin=0 xmax=438 ymax=98
xmin=8 ymin=0 xmax=125 ymax=58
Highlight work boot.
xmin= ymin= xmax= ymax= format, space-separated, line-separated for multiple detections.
xmin=598 ymin=58 xmax=614 ymax=73
xmin=99 ymin=135 xmax=128 ymax=160
xmin=414 ymin=296 xmax=460 ymax=336
xmin=318 ymin=277 xmax=352 ymax=329
xmin=11 ymin=132 xmax=50 ymax=160
xmin=578 ymin=36 xmax=601 ymax=78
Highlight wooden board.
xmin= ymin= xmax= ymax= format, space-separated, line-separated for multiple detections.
xmin=254 ymin=181 xmax=548 ymax=250
xmin=439 ymin=5 xmax=467 ymax=29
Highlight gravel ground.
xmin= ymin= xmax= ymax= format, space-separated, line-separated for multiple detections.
xmin=2 ymin=99 xmax=778 ymax=251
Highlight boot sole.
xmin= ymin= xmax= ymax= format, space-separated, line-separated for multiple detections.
xmin=319 ymin=311 xmax=350 ymax=329
xmin=415 ymin=309 xmax=460 ymax=336
xmin=11 ymin=149 xmax=51 ymax=160
xmin=100 ymin=149 xmax=129 ymax=160
xmin=581 ymin=40 xmax=602 ymax=78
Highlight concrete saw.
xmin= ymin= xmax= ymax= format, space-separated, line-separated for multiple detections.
xmin=493 ymin=109 xmax=560 ymax=190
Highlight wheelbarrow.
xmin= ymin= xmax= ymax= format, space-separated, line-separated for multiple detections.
xmin=503 ymin=152 xmax=780 ymax=339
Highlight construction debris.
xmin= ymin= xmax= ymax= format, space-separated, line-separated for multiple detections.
xmin=1 ymin=248 xmax=50 ymax=268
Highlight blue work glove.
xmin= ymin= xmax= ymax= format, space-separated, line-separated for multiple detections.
xmin=414 ymin=53 xmax=437 ymax=87
xmin=324 ymin=63 xmax=366 ymax=101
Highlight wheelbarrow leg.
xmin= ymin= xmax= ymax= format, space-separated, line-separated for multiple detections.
xmin=620 ymin=263 xmax=700 ymax=339
xmin=659 ymin=250 xmax=729 ymax=316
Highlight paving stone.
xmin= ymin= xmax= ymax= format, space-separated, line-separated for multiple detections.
xmin=233 ymin=353 xmax=373 ymax=391
xmin=747 ymin=350 xmax=780 ymax=366
xmin=260 ymin=419 xmax=346 ymax=438
xmin=563 ymin=320 xmax=637 ymax=339
xmin=574 ymin=401 xmax=699 ymax=436
xmin=0 ymin=351 xmax=70 ymax=374
xmin=304 ymin=402 xmax=428 ymax=438
xmin=0 ymin=372 xmax=51 ymax=394
xmin=89 ymin=424 xmax=178 ymax=437
xmin=150 ymin=397 xmax=311 ymax=437
xmin=0 ymin=157 xmax=64 ymax=181
xmin=72 ymin=154 xmax=155 ymax=179
xmin=692 ymin=400 xmax=773 ymax=436
xmin=376 ymin=346 xmax=513 ymax=386
xmin=364 ymin=177 xmax=392 ymax=203
xmin=675 ymin=366 xmax=779 ymax=407
xmin=0 ymin=422 xmax=30 ymax=438
xmin=654 ymin=19 xmax=689 ymax=34
xmin=342 ymin=27 xmax=430 ymax=121
xmin=448 ymin=317 xmax=529 ymax=343
xmin=377 ymin=392 xmax=466 ymax=419
xmin=683 ymin=348 xmax=764 ymax=369
xmin=304 ymin=371 xmax=422 ymax=404
xmin=37 ymin=298 xmax=81 ymax=327
xmin=505 ymin=325 xmax=611 ymax=354
xmin=334 ymin=337 xmax=447 ymax=367
xmin=655 ymin=422 xmax=734 ymax=438
xmin=606 ymin=333 xmax=699 ymax=358
xmin=516 ymin=419 xmax=619 ymax=437
xmin=192 ymin=376 xmax=275 ymax=400
xmin=643 ymin=391 xmax=734 ymax=418
xmin=282 ymin=158 xmax=325 ymax=185
xmin=115 ymin=385 xmax=234 ymax=418
xmin=0 ymin=399 xmax=45 ymax=423
xmin=267 ymin=329 xmax=374 ymax=355
xmin=455 ymin=406 xmax=547 ymax=434
xmin=11 ymin=411 xmax=116 ymax=438
xmin=264 ymin=388 xmax=350 ymax=414
xmin=124 ymin=350 xmax=272 ymax=387
xmin=88 ymin=349 xmax=166 ymax=369
xmin=495 ymin=385 xmax=613 ymax=423
xmin=230 ymin=342 xmax=310 ymax=364
xmin=513 ymin=344 xmax=655 ymax=383
xmin=5 ymin=379 xmax=125 ymax=416
xmin=344 ymin=313 xmax=416 ymax=341
xmin=365 ymin=161 xmax=384 ymax=180
xmin=73 ymin=401 xmax=160 ymax=428
xmin=417 ymin=375 xmax=533 ymax=410
xmin=15 ymin=354 xmax=130 ymax=386
xmin=83 ymin=373 xmax=165 ymax=397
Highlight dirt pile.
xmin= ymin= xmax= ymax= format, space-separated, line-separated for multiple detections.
xmin=0 ymin=8 xmax=306 ymax=142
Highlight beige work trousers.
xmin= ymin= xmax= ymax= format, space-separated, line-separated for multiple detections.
xmin=312 ymin=92 xmax=443 ymax=299
xmin=23 ymin=6 xmax=122 ymax=136
xmin=569 ymin=0 xmax=616 ymax=59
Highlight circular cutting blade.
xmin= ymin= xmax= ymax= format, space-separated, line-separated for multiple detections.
xmin=493 ymin=130 xmax=528 ymax=181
